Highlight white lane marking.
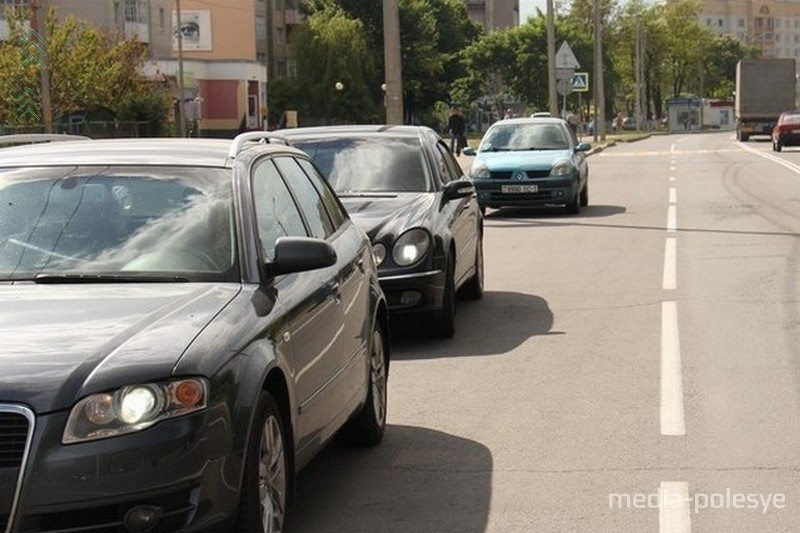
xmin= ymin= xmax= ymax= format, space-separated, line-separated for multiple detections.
xmin=663 ymin=238 xmax=677 ymax=290
xmin=599 ymin=148 xmax=739 ymax=157
xmin=667 ymin=205 xmax=677 ymax=232
xmin=670 ymin=166 xmax=676 ymax=171
xmin=737 ymin=141 xmax=800 ymax=176
xmin=669 ymin=187 xmax=677 ymax=204
xmin=670 ymin=176 xmax=676 ymax=182
xmin=659 ymin=481 xmax=691 ymax=533
xmin=661 ymin=302 xmax=685 ymax=435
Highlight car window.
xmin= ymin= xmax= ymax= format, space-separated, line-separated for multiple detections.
xmin=251 ymin=158 xmax=308 ymax=261
xmin=296 ymin=158 xmax=348 ymax=230
xmin=782 ymin=114 xmax=800 ymax=125
xmin=0 ymin=166 xmax=237 ymax=281
xmin=435 ymin=143 xmax=462 ymax=184
xmin=274 ymin=156 xmax=334 ymax=239
xmin=293 ymin=137 xmax=432 ymax=193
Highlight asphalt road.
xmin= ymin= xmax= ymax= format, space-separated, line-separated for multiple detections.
xmin=285 ymin=132 xmax=800 ymax=533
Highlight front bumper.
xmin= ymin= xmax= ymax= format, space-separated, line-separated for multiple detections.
xmin=474 ymin=177 xmax=576 ymax=208
xmin=379 ymin=269 xmax=445 ymax=314
xmin=6 ymin=403 xmax=241 ymax=533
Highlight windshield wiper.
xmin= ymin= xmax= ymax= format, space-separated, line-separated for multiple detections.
xmin=33 ymin=273 xmax=190 ymax=284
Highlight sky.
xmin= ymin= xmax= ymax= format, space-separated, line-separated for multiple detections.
xmin=519 ymin=0 xmax=547 ymax=23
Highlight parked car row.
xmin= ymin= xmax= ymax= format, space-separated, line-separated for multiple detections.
xmin=0 ymin=116 xmax=586 ymax=532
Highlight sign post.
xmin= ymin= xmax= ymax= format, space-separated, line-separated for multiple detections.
xmin=555 ymin=42 xmax=580 ymax=117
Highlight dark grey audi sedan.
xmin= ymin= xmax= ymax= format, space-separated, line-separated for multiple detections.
xmin=0 ymin=134 xmax=389 ymax=533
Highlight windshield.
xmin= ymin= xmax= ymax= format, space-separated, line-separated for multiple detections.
xmin=480 ymin=123 xmax=570 ymax=152
xmin=0 ymin=166 xmax=238 ymax=282
xmin=294 ymin=137 xmax=432 ymax=193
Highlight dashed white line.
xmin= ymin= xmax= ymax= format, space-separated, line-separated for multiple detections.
xmin=661 ymin=302 xmax=685 ymax=436
xmin=669 ymin=187 xmax=677 ymax=204
xmin=663 ymin=238 xmax=677 ymax=290
xmin=659 ymin=481 xmax=691 ymax=533
xmin=667 ymin=205 xmax=677 ymax=232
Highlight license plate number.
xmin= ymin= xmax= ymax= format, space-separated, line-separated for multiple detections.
xmin=501 ymin=184 xmax=538 ymax=193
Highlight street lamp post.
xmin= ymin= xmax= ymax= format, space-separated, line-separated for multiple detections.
xmin=175 ymin=0 xmax=187 ymax=138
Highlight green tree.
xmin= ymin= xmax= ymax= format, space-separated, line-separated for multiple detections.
xmin=301 ymin=0 xmax=480 ymax=124
xmin=293 ymin=5 xmax=378 ymax=123
xmin=0 ymin=9 xmax=170 ymax=132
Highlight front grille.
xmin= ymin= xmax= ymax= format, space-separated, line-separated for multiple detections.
xmin=0 ymin=413 xmax=29 ymax=468
xmin=490 ymin=170 xmax=550 ymax=180
xmin=0 ymin=406 xmax=34 ymax=533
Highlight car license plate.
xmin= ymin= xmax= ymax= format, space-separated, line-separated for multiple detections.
xmin=501 ymin=184 xmax=538 ymax=193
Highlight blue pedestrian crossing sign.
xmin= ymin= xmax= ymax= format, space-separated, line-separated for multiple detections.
xmin=572 ymin=72 xmax=589 ymax=92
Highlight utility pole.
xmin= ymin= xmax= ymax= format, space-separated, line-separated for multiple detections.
xmin=546 ymin=0 xmax=558 ymax=116
xmin=383 ymin=0 xmax=404 ymax=124
xmin=635 ymin=15 xmax=642 ymax=131
xmin=593 ymin=0 xmax=605 ymax=140
xmin=30 ymin=0 xmax=53 ymax=133
xmin=175 ymin=0 xmax=186 ymax=137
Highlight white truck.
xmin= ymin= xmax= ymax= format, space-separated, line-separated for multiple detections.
xmin=735 ymin=58 xmax=796 ymax=142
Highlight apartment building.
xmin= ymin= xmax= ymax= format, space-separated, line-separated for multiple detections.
xmin=0 ymin=0 xmax=171 ymax=56
xmin=699 ymin=0 xmax=800 ymax=59
xmin=465 ymin=0 xmax=519 ymax=31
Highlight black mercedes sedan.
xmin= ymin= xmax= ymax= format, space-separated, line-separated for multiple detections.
xmin=281 ymin=125 xmax=484 ymax=338
xmin=0 ymin=133 xmax=389 ymax=533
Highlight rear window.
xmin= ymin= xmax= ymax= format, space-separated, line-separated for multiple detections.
xmin=782 ymin=114 xmax=800 ymax=125
xmin=0 ymin=166 xmax=237 ymax=282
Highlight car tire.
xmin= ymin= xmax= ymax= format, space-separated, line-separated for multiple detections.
xmin=579 ymin=181 xmax=589 ymax=207
xmin=565 ymin=190 xmax=580 ymax=215
xmin=775 ymin=140 xmax=783 ymax=152
xmin=460 ymin=234 xmax=484 ymax=300
xmin=236 ymin=391 xmax=290 ymax=533
xmin=343 ymin=321 xmax=388 ymax=446
xmin=430 ymin=256 xmax=456 ymax=338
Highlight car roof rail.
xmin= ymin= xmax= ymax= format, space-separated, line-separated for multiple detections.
xmin=0 ymin=133 xmax=91 ymax=147
xmin=228 ymin=131 xmax=290 ymax=159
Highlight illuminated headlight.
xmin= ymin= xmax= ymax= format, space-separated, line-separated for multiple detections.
xmin=372 ymin=242 xmax=387 ymax=267
xmin=63 ymin=378 xmax=208 ymax=444
xmin=392 ymin=229 xmax=430 ymax=266
xmin=470 ymin=163 xmax=490 ymax=180
xmin=550 ymin=160 xmax=574 ymax=177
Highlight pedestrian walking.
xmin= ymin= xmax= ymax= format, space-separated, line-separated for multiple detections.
xmin=448 ymin=105 xmax=467 ymax=156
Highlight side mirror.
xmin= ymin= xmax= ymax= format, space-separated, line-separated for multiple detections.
xmin=575 ymin=142 xmax=591 ymax=153
xmin=442 ymin=179 xmax=476 ymax=204
xmin=462 ymin=147 xmax=477 ymax=156
xmin=269 ymin=237 xmax=336 ymax=276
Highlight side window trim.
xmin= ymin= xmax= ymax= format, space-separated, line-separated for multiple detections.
xmin=273 ymin=155 xmax=335 ymax=239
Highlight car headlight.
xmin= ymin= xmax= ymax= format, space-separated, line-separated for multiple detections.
xmin=550 ymin=160 xmax=574 ymax=177
xmin=372 ymin=242 xmax=387 ymax=267
xmin=392 ymin=229 xmax=430 ymax=267
xmin=63 ymin=378 xmax=208 ymax=444
xmin=470 ymin=163 xmax=490 ymax=180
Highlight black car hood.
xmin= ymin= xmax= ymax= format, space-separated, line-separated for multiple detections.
xmin=340 ymin=193 xmax=436 ymax=241
xmin=0 ymin=283 xmax=240 ymax=413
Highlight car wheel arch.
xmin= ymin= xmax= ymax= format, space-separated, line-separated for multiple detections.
xmin=374 ymin=301 xmax=391 ymax=376
xmin=261 ymin=367 xmax=296 ymax=497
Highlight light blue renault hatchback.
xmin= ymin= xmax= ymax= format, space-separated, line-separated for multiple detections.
xmin=464 ymin=117 xmax=590 ymax=215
